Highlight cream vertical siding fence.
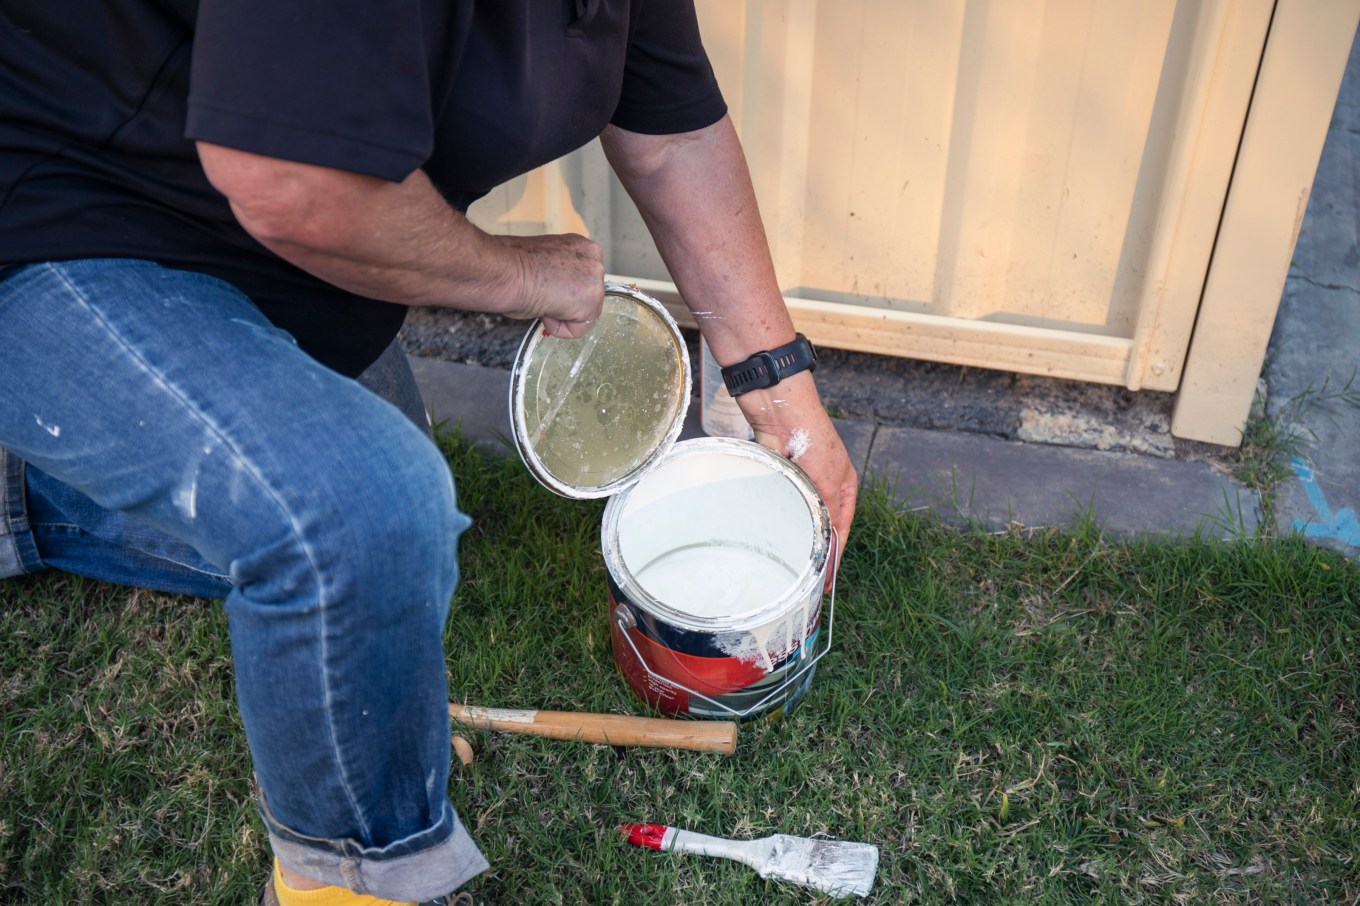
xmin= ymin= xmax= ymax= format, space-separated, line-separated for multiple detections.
xmin=467 ymin=0 xmax=1360 ymax=447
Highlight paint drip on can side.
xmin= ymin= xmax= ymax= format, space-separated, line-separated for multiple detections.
xmin=602 ymin=437 xmax=831 ymax=721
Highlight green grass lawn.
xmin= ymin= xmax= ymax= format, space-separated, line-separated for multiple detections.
xmin=2 ymin=431 xmax=1358 ymax=904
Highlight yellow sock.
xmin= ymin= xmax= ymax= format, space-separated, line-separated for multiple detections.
xmin=272 ymin=860 xmax=413 ymax=906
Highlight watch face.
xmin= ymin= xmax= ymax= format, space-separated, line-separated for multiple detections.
xmin=510 ymin=285 xmax=691 ymax=498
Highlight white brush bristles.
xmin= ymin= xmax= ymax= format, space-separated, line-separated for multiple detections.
xmin=761 ymin=835 xmax=879 ymax=898
xmin=649 ymin=826 xmax=879 ymax=899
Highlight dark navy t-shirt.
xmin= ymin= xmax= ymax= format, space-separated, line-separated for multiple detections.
xmin=0 ymin=0 xmax=726 ymax=375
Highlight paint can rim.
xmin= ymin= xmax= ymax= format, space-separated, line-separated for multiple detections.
xmin=508 ymin=282 xmax=691 ymax=500
xmin=601 ymin=436 xmax=832 ymax=634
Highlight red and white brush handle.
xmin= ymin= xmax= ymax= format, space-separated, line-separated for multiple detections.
xmin=619 ymin=823 xmax=762 ymax=865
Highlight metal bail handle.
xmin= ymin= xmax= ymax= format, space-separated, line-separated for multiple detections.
xmin=614 ymin=527 xmax=842 ymax=720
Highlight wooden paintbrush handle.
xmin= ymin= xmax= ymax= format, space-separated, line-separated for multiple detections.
xmin=448 ymin=703 xmax=737 ymax=754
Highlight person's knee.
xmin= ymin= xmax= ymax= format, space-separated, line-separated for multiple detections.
xmin=315 ymin=424 xmax=465 ymax=601
xmin=353 ymin=427 xmax=464 ymax=588
xmin=228 ymin=417 xmax=466 ymax=616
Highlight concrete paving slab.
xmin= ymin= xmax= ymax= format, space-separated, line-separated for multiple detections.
xmin=409 ymin=357 xmax=516 ymax=457
xmin=411 ymin=355 xmax=1261 ymax=542
xmin=1267 ymin=279 xmax=1360 ymax=556
xmin=832 ymin=419 xmax=877 ymax=481
xmin=1265 ymin=32 xmax=1360 ymax=556
xmin=866 ymin=424 xmax=1261 ymax=539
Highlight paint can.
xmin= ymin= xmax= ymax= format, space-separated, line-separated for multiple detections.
xmin=509 ymin=284 xmax=836 ymax=721
xmin=603 ymin=437 xmax=831 ymax=719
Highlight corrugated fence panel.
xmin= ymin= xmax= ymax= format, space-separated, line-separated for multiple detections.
xmin=465 ymin=0 xmax=1334 ymax=425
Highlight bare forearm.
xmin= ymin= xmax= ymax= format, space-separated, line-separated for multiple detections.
xmin=602 ymin=118 xmax=858 ymax=546
xmin=600 ymin=118 xmax=794 ymax=363
xmin=245 ymin=178 xmax=494 ymax=307
xmin=196 ymin=142 xmax=603 ymax=335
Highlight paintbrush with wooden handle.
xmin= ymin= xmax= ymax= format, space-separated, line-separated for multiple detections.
xmin=448 ymin=703 xmax=737 ymax=754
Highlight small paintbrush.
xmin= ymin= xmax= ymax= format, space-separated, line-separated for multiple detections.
xmin=619 ymin=822 xmax=878 ymax=899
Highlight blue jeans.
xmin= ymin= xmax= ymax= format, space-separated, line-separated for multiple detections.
xmin=0 ymin=260 xmax=488 ymax=900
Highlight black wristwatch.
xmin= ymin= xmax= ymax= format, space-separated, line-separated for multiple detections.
xmin=720 ymin=334 xmax=818 ymax=397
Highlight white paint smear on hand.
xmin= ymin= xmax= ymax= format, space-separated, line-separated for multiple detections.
xmin=786 ymin=428 xmax=811 ymax=461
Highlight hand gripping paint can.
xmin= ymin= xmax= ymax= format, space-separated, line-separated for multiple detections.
xmin=509 ymin=284 xmax=836 ymax=722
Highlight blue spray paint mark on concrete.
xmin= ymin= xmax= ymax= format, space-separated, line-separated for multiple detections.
xmin=1291 ymin=456 xmax=1360 ymax=547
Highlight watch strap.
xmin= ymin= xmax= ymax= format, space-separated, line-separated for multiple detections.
xmin=720 ymin=333 xmax=818 ymax=397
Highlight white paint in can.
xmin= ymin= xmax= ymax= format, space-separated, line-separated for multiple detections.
xmin=634 ymin=542 xmax=798 ymax=620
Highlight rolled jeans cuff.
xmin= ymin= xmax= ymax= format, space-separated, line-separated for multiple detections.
xmin=0 ymin=446 xmax=42 ymax=579
xmin=261 ymin=792 xmax=489 ymax=902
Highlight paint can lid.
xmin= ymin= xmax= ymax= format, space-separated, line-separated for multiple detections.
xmin=508 ymin=283 xmax=691 ymax=499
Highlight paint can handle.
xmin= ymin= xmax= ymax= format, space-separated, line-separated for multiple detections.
xmin=614 ymin=527 xmax=841 ymax=720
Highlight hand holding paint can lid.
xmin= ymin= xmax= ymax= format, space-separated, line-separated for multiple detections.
xmin=510 ymin=285 xmax=690 ymax=498
xmin=509 ymin=284 xmax=835 ymax=722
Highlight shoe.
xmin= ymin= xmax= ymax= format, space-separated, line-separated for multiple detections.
xmin=260 ymin=873 xmax=474 ymax=905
